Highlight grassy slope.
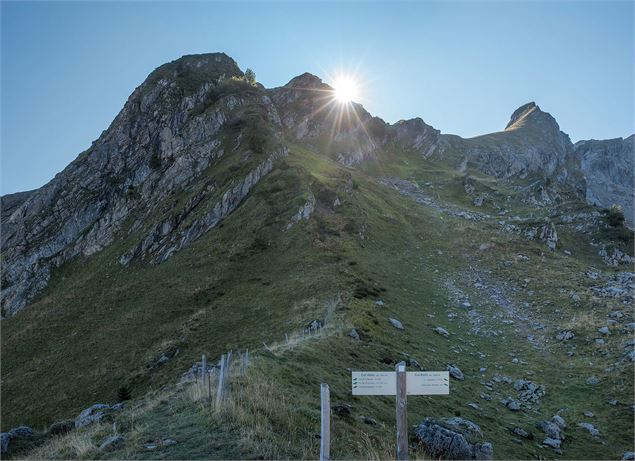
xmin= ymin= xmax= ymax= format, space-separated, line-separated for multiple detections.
xmin=5 ymin=144 xmax=634 ymax=460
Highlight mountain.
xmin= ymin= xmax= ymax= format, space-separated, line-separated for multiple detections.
xmin=1 ymin=53 xmax=633 ymax=460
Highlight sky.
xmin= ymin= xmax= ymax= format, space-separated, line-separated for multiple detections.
xmin=1 ymin=1 xmax=634 ymax=195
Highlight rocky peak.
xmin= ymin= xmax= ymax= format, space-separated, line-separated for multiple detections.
xmin=283 ymin=72 xmax=331 ymax=91
xmin=505 ymin=102 xmax=561 ymax=134
xmin=392 ymin=118 xmax=441 ymax=156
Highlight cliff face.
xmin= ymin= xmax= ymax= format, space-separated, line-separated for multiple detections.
xmin=575 ymin=135 xmax=635 ymax=227
xmin=0 ymin=53 xmax=288 ymax=316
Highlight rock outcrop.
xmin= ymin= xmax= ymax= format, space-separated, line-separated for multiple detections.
xmin=575 ymin=135 xmax=634 ymax=227
xmin=415 ymin=417 xmax=493 ymax=460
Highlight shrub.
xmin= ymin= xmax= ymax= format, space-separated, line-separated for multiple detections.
xmin=117 ymin=385 xmax=131 ymax=402
xmin=607 ymin=204 xmax=625 ymax=227
xmin=244 ymin=68 xmax=256 ymax=86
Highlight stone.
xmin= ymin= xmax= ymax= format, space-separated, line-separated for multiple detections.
xmin=583 ymin=411 xmax=594 ymax=418
xmin=389 ymin=318 xmax=404 ymax=330
xmin=434 ymin=326 xmax=450 ymax=337
xmin=1 ymin=433 xmax=9 ymax=454
xmin=512 ymin=427 xmax=533 ymax=439
xmin=537 ymin=420 xmax=564 ymax=441
xmin=556 ymin=330 xmax=575 ymax=341
xmin=447 ymin=364 xmax=464 ymax=380
xmin=415 ymin=418 xmax=493 ymax=460
xmin=543 ymin=438 xmax=561 ymax=449
xmin=598 ymin=326 xmax=610 ymax=335
xmin=577 ymin=422 xmax=600 ymax=437
xmin=8 ymin=426 xmax=33 ymax=439
xmin=75 ymin=403 xmax=111 ymax=428
xmin=622 ymin=451 xmax=635 ymax=460
xmin=551 ymin=415 xmax=566 ymax=429
xmin=505 ymin=399 xmax=521 ymax=411
xmin=586 ymin=377 xmax=600 ymax=385
xmin=99 ymin=435 xmax=124 ymax=451
xmin=348 ymin=329 xmax=360 ymax=340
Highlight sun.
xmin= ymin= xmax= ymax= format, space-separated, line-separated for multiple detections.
xmin=333 ymin=76 xmax=359 ymax=103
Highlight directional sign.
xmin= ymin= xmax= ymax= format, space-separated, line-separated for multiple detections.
xmin=406 ymin=371 xmax=449 ymax=395
xmin=352 ymin=371 xmax=449 ymax=395
xmin=352 ymin=371 xmax=396 ymax=395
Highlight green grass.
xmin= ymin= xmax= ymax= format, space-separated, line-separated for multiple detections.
xmin=3 ymin=142 xmax=634 ymax=460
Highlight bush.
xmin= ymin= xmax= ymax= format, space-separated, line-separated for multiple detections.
xmin=244 ymin=68 xmax=256 ymax=86
xmin=607 ymin=205 xmax=625 ymax=227
xmin=117 ymin=385 xmax=131 ymax=402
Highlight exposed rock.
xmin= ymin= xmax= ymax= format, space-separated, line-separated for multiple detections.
xmin=537 ymin=420 xmax=565 ymax=441
xmin=389 ymin=318 xmax=404 ymax=330
xmin=556 ymin=330 xmax=575 ymax=341
xmin=360 ymin=416 xmax=377 ymax=425
xmin=75 ymin=403 xmax=121 ymax=428
xmin=348 ymin=329 xmax=360 ymax=340
xmin=577 ymin=422 xmax=600 ymax=437
xmin=447 ymin=364 xmax=464 ymax=380
xmin=286 ymin=191 xmax=315 ymax=229
xmin=434 ymin=326 xmax=450 ymax=337
xmin=598 ymin=326 xmax=611 ymax=335
xmin=586 ymin=377 xmax=600 ymax=385
xmin=1 ymin=433 xmax=9 ymax=454
xmin=542 ymin=437 xmax=561 ymax=449
xmin=415 ymin=417 xmax=493 ymax=460
xmin=8 ymin=426 xmax=33 ymax=439
xmin=512 ymin=427 xmax=533 ymax=439
xmin=622 ymin=451 xmax=635 ymax=460
xmin=99 ymin=435 xmax=124 ymax=451
xmin=575 ymin=135 xmax=634 ymax=227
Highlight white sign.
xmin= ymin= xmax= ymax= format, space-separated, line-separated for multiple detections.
xmin=352 ymin=371 xmax=449 ymax=395
xmin=352 ymin=371 xmax=396 ymax=395
xmin=406 ymin=371 xmax=449 ymax=395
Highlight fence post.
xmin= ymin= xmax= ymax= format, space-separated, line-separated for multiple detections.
xmin=216 ymin=354 xmax=226 ymax=407
xmin=320 ymin=383 xmax=330 ymax=461
xmin=207 ymin=369 xmax=212 ymax=401
xmin=395 ymin=361 xmax=408 ymax=461
xmin=201 ymin=354 xmax=206 ymax=382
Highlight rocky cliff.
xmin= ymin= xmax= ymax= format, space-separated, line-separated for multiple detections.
xmin=575 ymin=135 xmax=635 ymax=227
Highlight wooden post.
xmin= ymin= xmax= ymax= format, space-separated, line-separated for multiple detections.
xmin=216 ymin=354 xmax=226 ymax=407
xmin=201 ymin=354 xmax=206 ymax=382
xmin=395 ymin=361 xmax=408 ymax=460
xmin=207 ymin=369 xmax=212 ymax=401
xmin=320 ymin=383 xmax=330 ymax=461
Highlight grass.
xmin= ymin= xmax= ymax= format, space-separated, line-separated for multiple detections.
xmin=3 ymin=140 xmax=634 ymax=460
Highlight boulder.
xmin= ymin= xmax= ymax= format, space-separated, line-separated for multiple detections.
xmin=415 ymin=417 xmax=493 ymax=460
xmin=348 ymin=329 xmax=360 ymax=340
xmin=75 ymin=403 xmax=112 ymax=428
xmin=542 ymin=437 xmax=561 ymax=449
xmin=447 ymin=364 xmax=464 ymax=380
xmin=622 ymin=451 xmax=634 ymax=460
xmin=389 ymin=318 xmax=404 ymax=330
xmin=8 ymin=426 xmax=33 ymax=439
xmin=556 ymin=330 xmax=575 ymax=341
xmin=434 ymin=326 xmax=450 ymax=337
xmin=1 ymin=433 xmax=9 ymax=454
xmin=537 ymin=420 xmax=564 ymax=441
xmin=577 ymin=422 xmax=600 ymax=437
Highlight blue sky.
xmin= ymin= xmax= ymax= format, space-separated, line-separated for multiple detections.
xmin=2 ymin=1 xmax=633 ymax=194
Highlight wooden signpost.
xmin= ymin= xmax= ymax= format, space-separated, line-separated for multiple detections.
xmin=320 ymin=383 xmax=330 ymax=461
xmin=351 ymin=362 xmax=449 ymax=460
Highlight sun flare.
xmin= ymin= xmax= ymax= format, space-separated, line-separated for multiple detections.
xmin=333 ymin=77 xmax=359 ymax=103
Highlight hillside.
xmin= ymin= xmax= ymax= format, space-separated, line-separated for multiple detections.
xmin=1 ymin=53 xmax=633 ymax=460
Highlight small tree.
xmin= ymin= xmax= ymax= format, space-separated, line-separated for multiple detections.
xmin=117 ymin=385 xmax=131 ymax=402
xmin=607 ymin=204 xmax=625 ymax=227
xmin=244 ymin=68 xmax=256 ymax=86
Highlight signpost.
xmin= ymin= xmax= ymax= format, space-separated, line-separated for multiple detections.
xmin=351 ymin=364 xmax=449 ymax=460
